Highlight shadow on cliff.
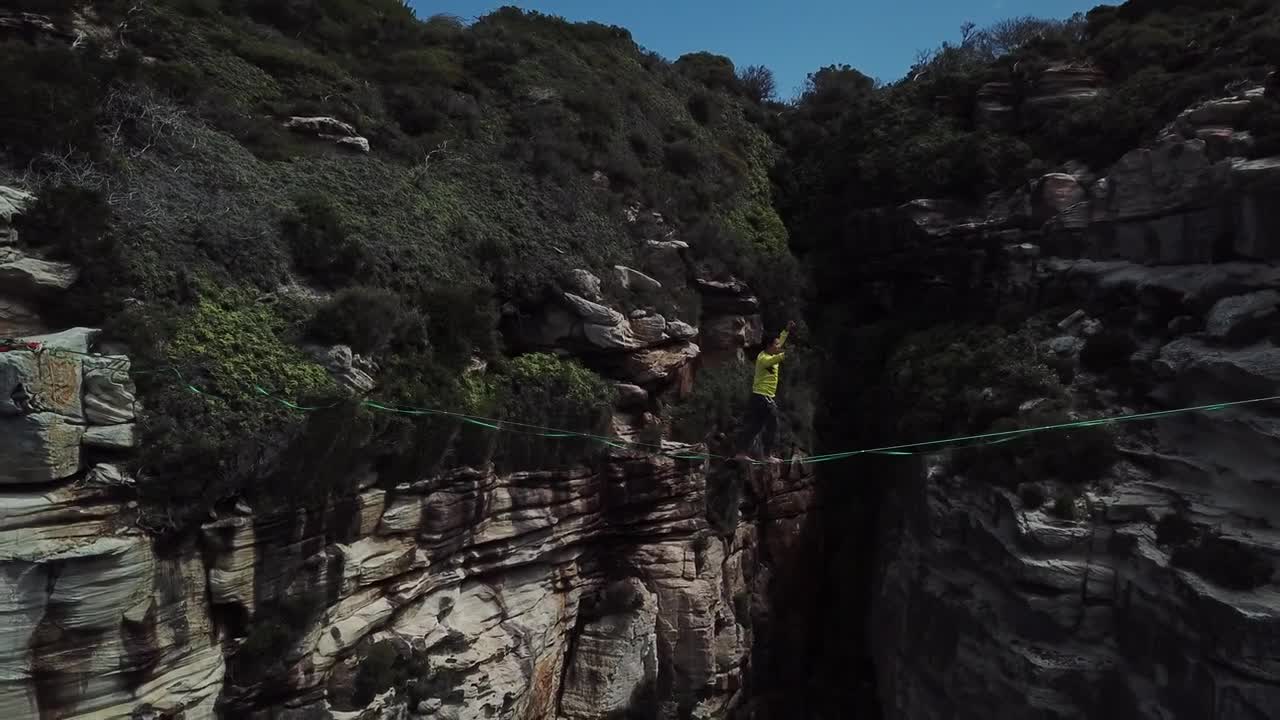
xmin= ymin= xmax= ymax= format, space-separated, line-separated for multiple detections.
xmin=735 ymin=216 xmax=1010 ymax=717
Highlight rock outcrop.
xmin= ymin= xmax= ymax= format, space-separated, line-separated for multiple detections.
xmin=510 ymin=211 xmax=772 ymax=398
xmin=976 ymin=63 xmax=1105 ymax=130
xmin=283 ymin=116 xmax=371 ymax=153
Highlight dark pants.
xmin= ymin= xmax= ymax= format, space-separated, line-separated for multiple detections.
xmin=738 ymin=393 xmax=778 ymax=456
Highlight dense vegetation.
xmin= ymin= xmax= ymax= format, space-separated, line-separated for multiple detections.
xmin=1 ymin=0 xmax=800 ymax=526
xmin=777 ymin=0 xmax=1280 ymax=255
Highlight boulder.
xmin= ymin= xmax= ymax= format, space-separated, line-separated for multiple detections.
xmin=614 ymin=384 xmax=648 ymax=409
xmin=667 ymin=320 xmax=697 ymax=340
xmin=27 ymin=327 xmax=100 ymax=353
xmin=563 ymin=293 xmax=623 ymax=326
xmin=0 ymin=186 xmax=33 ymax=222
xmin=630 ymin=315 xmax=667 ymax=345
xmin=284 ymin=115 xmax=358 ymax=137
xmin=0 ymin=412 xmax=83 ymax=484
xmin=1057 ymin=309 xmax=1087 ymax=331
xmin=1103 ymin=141 xmax=1220 ymax=221
xmin=84 ymin=463 xmax=135 ymax=488
xmin=583 ymin=322 xmax=637 ymax=351
xmin=1205 ymin=290 xmax=1280 ymax=344
xmin=1186 ymin=98 xmax=1253 ymax=129
xmin=319 ymin=345 xmax=375 ymax=394
xmin=331 ymin=135 xmax=370 ymax=153
xmin=380 ymin=495 xmax=425 ymax=534
xmin=1155 ymin=337 xmax=1280 ymax=398
xmin=1047 ymin=336 xmax=1085 ymax=356
xmin=283 ymin=116 xmax=370 ymax=152
xmin=614 ymin=266 xmax=662 ymax=293
xmin=702 ymin=315 xmax=762 ymax=353
xmin=83 ymin=361 xmax=137 ymax=425
xmin=567 ymin=269 xmax=604 ymax=301
xmin=621 ymin=342 xmax=699 ymax=385
xmin=0 ymin=249 xmax=79 ymax=297
xmin=82 ymin=424 xmax=138 ymax=450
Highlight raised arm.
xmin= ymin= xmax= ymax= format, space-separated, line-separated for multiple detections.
xmin=757 ymin=349 xmax=786 ymax=368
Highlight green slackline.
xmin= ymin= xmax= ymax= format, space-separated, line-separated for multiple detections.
xmin=4 ymin=345 xmax=1277 ymax=468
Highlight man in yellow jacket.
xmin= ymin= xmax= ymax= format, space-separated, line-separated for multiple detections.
xmin=736 ymin=320 xmax=795 ymax=462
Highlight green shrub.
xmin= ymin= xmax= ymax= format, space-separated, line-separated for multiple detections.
xmin=675 ymin=52 xmax=741 ymax=93
xmin=738 ymin=65 xmax=777 ymax=104
xmin=664 ymin=141 xmax=705 ymax=176
xmin=281 ymin=193 xmax=369 ymax=287
xmin=350 ymin=639 xmax=440 ymax=707
xmin=237 ymin=592 xmax=324 ymax=674
xmin=168 ymin=285 xmax=332 ymax=399
xmin=354 ymin=641 xmax=400 ymax=706
xmin=14 ymin=183 xmax=113 ymax=261
xmin=492 ymin=353 xmax=614 ymax=471
xmin=687 ymin=91 xmax=719 ymax=126
xmin=0 ymin=42 xmax=116 ymax=162
xmin=889 ymin=325 xmax=1062 ymax=439
xmin=130 ymin=285 xmax=341 ymax=519
xmin=418 ymin=284 xmax=501 ymax=367
xmin=962 ymin=409 xmax=1116 ymax=489
xmin=1051 ymin=492 xmax=1080 ymax=520
xmin=669 ymin=362 xmax=752 ymax=443
xmin=309 ymin=287 xmax=427 ymax=356
xmin=581 ymin=582 xmax=646 ymax=622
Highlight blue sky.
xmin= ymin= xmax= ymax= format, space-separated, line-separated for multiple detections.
xmin=409 ymin=0 xmax=1105 ymax=97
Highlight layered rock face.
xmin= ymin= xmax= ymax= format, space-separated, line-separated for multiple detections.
xmin=869 ymin=86 xmax=1280 ymax=720
xmin=1 ymin=378 xmax=813 ymax=718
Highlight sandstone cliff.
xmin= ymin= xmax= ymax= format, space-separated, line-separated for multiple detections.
xmin=0 ymin=332 xmax=816 ymax=720
xmin=869 ymin=83 xmax=1280 ymax=720
xmin=0 ymin=184 xmax=816 ymax=719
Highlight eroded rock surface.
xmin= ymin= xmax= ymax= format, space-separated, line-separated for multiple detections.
xmin=0 ymin=327 xmax=815 ymax=720
xmin=872 ymin=237 xmax=1280 ymax=720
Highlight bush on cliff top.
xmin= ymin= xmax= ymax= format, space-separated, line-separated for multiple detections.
xmin=0 ymin=2 xmax=798 ymax=526
xmin=776 ymin=2 xmax=1280 ymax=250
xmin=890 ymin=324 xmax=1116 ymax=488
xmin=491 ymin=352 xmax=616 ymax=472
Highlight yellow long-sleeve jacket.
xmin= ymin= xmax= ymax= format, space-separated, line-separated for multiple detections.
xmin=751 ymin=329 xmax=789 ymax=398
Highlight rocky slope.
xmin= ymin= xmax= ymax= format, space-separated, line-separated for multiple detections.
xmin=869 ymin=82 xmax=1280 ymax=720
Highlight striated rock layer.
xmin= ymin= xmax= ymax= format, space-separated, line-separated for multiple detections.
xmin=0 ymin=331 xmax=815 ymax=719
